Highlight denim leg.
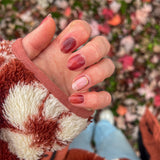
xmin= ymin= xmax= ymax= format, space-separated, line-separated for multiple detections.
xmin=69 ymin=121 xmax=95 ymax=152
xmin=94 ymin=120 xmax=140 ymax=160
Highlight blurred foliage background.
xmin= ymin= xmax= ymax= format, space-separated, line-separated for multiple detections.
xmin=1 ymin=0 xmax=160 ymax=156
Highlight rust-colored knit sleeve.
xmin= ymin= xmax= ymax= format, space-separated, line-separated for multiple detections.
xmin=0 ymin=39 xmax=93 ymax=160
xmin=64 ymin=149 xmax=105 ymax=160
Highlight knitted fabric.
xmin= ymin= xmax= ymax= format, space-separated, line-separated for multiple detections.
xmin=0 ymin=39 xmax=92 ymax=160
xmin=65 ymin=149 xmax=105 ymax=160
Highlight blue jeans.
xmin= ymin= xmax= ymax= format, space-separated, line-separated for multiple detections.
xmin=69 ymin=120 xmax=140 ymax=160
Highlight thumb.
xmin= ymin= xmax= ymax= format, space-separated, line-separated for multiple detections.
xmin=22 ymin=14 xmax=56 ymax=60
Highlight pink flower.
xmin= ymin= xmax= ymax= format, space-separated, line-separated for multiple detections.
xmin=118 ymin=55 xmax=134 ymax=70
xmin=154 ymin=95 xmax=160 ymax=107
xmin=135 ymin=4 xmax=152 ymax=25
xmin=125 ymin=112 xmax=137 ymax=122
xmin=102 ymin=8 xmax=114 ymax=20
xmin=78 ymin=11 xmax=83 ymax=19
xmin=98 ymin=23 xmax=111 ymax=34
xmin=137 ymin=85 xmax=155 ymax=100
xmin=109 ymin=1 xmax=121 ymax=13
xmin=64 ymin=7 xmax=71 ymax=17
xmin=133 ymin=71 xmax=141 ymax=78
xmin=131 ymin=13 xmax=139 ymax=29
xmin=120 ymin=36 xmax=134 ymax=52
xmin=90 ymin=20 xmax=100 ymax=37
xmin=59 ymin=18 xmax=67 ymax=29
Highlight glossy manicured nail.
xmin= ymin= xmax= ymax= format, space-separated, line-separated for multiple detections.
xmin=40 ymin=14 xmax=52 ymax=25
xmin=61 ymin=37 xmax=76 ymax=53
xmin=67 ymin=54 xmax=85 ymax=70
xmin=72 ymin=76 xmax=89 ymax=91
xmin=69 ymin=95 xmax=84 ymax=104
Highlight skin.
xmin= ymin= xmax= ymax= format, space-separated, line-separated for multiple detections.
xmin=22 ymin=16 xmax=115 ymax=110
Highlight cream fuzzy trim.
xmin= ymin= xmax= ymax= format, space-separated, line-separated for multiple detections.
xmin=42 ymin=94 xmax=68 ymax=119
xmin=2 ymin=81 xmax=89 ymax=159
xmin=2 ymin=82 xmax=48 ymax=130
xmin=56 ymin=114 xmax=88 ymax=142
xmin=0 ymin=128 xmax=44 ymax=160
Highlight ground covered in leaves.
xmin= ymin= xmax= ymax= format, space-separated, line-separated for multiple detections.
xmin=1 ymin=0 xmax=160 ymax=158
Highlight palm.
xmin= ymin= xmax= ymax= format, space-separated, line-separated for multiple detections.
xmin=33 ymin=50 xmax=82 ymax=96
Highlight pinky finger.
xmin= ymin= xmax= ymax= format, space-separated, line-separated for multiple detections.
xmin=68 ymin=91 xmax=111 ymax=110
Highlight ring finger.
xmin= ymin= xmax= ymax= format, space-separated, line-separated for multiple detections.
xmin=72 ymin=58 xmax=115 ymax=91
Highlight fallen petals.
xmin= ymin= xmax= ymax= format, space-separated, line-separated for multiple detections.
xmin=98 ymin=23 xmax=111 ymax=34
xmin=64 ymin=7 xmax=71 ymax=17
xmin=107 ymin=14 xmax=121 ymax=26
xmin=109 ymin=1 xmax=121 ymax=13
xmin=143 ymin=0 xmax=151 ymax=2
xmin=116 ymin=116 xmax=126 ymax=130
xmin=117 ymin=105 xmax=127 ymax=116
xmin=125 ymin=112 xmax=137 ymax=122
xmin=118 ymin=55 xmax=134 ymax=71
xmin=137 ymin=85 xmax=155 ymax=100
xmin=120 ymin=36 xmax=135 ymax=52
xmin=154 ymin=95 xmax=160 ymax=107
xmin=135 ymin=4 xmax=152 ymax=25
xmin=102 ymin=8 xmax=114 ymax=20
xmin=90 ymin=20 xmax=100 ymax=37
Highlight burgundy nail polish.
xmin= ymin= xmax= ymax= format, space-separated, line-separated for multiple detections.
xmin=61 ymin=37 xmax=76 ymax=53
xmin=67 ymin=54 xmax=85 ymax=70
xmin=69 ymin=95 xmax=84 ymax=104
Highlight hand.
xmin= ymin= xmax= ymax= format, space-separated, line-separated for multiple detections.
xmin=22 ymin=15 xmax=115 ymax=110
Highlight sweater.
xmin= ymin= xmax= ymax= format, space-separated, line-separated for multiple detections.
xmin=0 ymin=38 xmax=93 ymax=160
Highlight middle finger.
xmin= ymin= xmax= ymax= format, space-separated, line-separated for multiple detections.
xmin=67 ymin=36 xmax=111 ymax=71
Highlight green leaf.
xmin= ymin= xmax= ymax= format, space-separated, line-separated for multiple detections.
xmin=120 ymin=1 xmax=128 ymax=15
xmin=133 ymin=47 xmax=140 ymax=52
xmin=51 ymin=12 xmax=62 ymax=19
xmin=1 ymin=0 xmax=14 ymax=5
xmin=106 ymin=75 xmax=117 ymax=93
xmin=110 ymin=104 xmax=118 ymax=116
xmin=72 ymin=0 xmax=83 ymax=9
xmin=146 ymin=59 xmax=156 ymax=69
xmin=112 ymin=33 xmax=118 ymax=41
xmin=147 ymin=43 xmax=153 ymax=52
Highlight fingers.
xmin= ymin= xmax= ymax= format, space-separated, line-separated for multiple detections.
xmin=22 ymin=15 xmax=56 ymax=60
xmin=69 ymin=91 xmax=111 ymax=110
xmin=49 ymin=20 xmax=91 ymax=54
xmin=72 ymin=58 xmax=115 ymax=91
xmin=67 ymin=36 xmax=111 ymax=70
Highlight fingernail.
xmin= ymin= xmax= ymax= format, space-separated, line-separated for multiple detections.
xmin=67 ymin=54 xmax=85 ymax=70
xmin=69 ymin=95 xmax=84 ymax=104
xmin=61 ymin=37 xmax=76 ymax=53
xmin=72 ymin=76 xmax=89 ymax=91
xmin=47 ymin=13 xmax=52 ymax=18
xmin=40 ymin=14 xmax=52 ymax=25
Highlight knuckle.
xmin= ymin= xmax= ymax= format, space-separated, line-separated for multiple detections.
xmin=99 ymin=36 xmax=111 ymax=53
xmin=93 ymin=36 xmax=110 ymax=56
xmin=91 ymin=92 xmax=99 ymax=109
xmin=106 ymin=58 xmax=115 ymax=75
xmin=89 ymin=42 xmax=101 ymax=59
xmin=70 ymin=20 xmax=91 ymax=34
xmin=105 ymin=92 xmax=112 ymax=105
xmin=93 ymin=65 xmax=104 ymax=80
